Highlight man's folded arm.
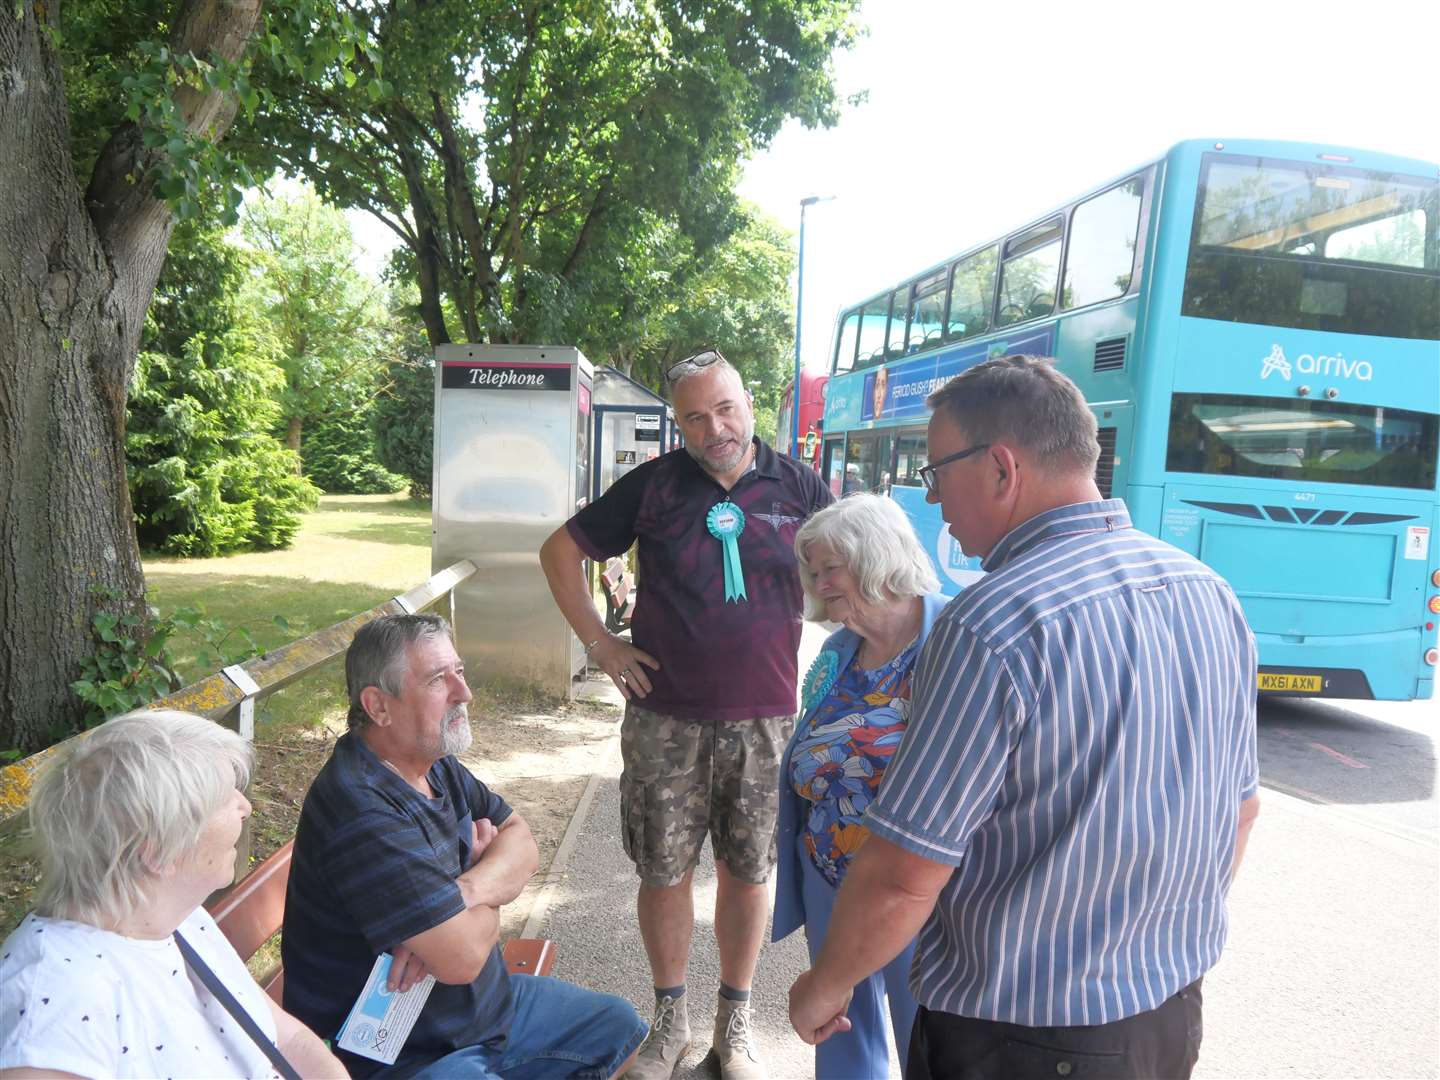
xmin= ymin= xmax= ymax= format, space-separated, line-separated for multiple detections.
xmin=458 ymin=814 xmax=538 ymax=910
xmin=398 ymin=902 xmax=502 ymax=985
xmin=393 ymin=814 xmax=538 ymax=984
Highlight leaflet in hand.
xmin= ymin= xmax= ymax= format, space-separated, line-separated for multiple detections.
xmin=335 ymin=952 xmax=435 ymax=1065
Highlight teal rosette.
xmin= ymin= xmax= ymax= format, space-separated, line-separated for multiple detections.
xmin=706 ymin=500 xmax=747 ymax=603
xmin=801 ymin=649 xmax=841 ymax=715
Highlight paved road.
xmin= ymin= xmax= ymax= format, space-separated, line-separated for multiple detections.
xmin=1194 ymin=695 xmax=1438 ymax=1079
xmin=537 ymin=647 xmax=1437 ymax=1079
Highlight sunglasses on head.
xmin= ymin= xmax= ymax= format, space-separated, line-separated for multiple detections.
xmin=665 ymin=349 xmax=726 ymax=383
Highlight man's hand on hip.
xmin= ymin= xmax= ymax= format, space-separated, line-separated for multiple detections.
xmin=589 ymin=634 xmax=659 ymax=699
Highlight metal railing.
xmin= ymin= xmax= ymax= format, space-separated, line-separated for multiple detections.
xmin=0 ymin=560 xmax=477 ymax=839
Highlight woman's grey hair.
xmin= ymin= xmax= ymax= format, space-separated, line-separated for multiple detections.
xmin=346 ymin=613 xmax=453 ymax=729
xmin=794 ymin=493 xmax=940 ymax=620
xmin=30 ymin=709 xmax=252 ymax=925
xmin=927 ymin=354 xmax=1100 ymax=476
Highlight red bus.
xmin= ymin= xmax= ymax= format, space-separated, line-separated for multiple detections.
xmin=776 ymin=370 xmax=828 ymax=469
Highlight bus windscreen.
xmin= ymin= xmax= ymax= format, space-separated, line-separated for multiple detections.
xmin=1183 ymin=153 xmax=1439 ymax=340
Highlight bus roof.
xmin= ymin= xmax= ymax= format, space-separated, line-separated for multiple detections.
xmin=831 ymin=138 xmax=1440 ymax=323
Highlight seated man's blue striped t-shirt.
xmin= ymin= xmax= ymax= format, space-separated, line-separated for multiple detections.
xmin=282 ymin=733 xmax=514 ymax=1078
xmin=867 ymin=499 xmax=1258 ymax=1028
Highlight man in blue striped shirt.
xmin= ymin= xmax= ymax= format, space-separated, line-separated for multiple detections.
xmin=790 ymin=355 xmax=1260 ymax=1079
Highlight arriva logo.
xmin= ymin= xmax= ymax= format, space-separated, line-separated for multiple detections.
xmin=1259 ymin=344 xmax=1373 ymax=382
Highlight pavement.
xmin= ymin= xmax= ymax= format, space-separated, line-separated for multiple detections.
xmin=522 ymin=621 xmax=903 ymax=1080
xmin=522 ymin=627 xmax=1439 ymax=1080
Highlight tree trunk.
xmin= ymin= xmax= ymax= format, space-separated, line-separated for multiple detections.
xmin=286 ymin=415 xmax=303 ymax=468
xmin=0 ymin=0 xmax=262 ymax=752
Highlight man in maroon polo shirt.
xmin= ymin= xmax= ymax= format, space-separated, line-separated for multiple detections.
xmin=540 ymin=350 xmax=832 ymax=1080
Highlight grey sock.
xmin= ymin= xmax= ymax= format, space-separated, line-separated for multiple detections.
xmin=656 ymin=984 xmax=686 ymax=1002
xmin=718 ymin=982 xmax=751 ymax=1003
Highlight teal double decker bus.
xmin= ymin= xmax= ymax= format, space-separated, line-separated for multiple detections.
xmin=821 ymin=139 xmax=1439 ymax=701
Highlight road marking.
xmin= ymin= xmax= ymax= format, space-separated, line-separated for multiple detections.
xmin=1306 ymin=741 xmax=1369 ymax=769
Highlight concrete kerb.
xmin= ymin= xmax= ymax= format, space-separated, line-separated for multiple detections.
xmin=521 ymin=734 xmax=620 ymax=940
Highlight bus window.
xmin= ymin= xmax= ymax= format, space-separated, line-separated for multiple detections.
xmin=856 ymin=298 xmax=888 ymax=369
xmin=946 ymin=246 xmax=998 ymax=341
xmin=997 ymin=218 xmax=1062 ymax=327
xmin=893 ymin=429 xmax=929 ymax=487
xmin=1325 ymin=208 xmax=1427 ymax=268
xmin=885 ymin=286 xmax=909 ymax=360
xmin=844 ymin=432 xmax=895 ymax=493
xmin=907 ymin=270 xmax=947 ymax=353
xmin=1183 ymin=154 xmax=1439 ymax=339
xmin=1063 ymin=177 xmax=1145 ymax=309
xmin=834 ymin=310 xmax=860 ymax=374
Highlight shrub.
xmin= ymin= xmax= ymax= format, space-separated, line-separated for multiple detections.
xmin=128 ymin=218 xmax=320 ymax=556
xmin=302 ymin=403 xmax=407 ymax=494
xmin=373 ymin=354 xmax=434 ymax=498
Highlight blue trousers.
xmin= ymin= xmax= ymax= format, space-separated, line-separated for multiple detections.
xmin=800 ymin=842 xmax=918 ymax=1079
xmin=405 ymin=974 xmax=646 ymax=1079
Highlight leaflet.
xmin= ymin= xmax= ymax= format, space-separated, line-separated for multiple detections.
xmin=335 ymin=952 xmax=436 ymax=1065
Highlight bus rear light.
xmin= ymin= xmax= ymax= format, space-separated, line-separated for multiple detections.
xmin=1426 ymin=649 xmax=1438 ymax=667
xmin=1432 ymin=569 xmax=1440 ymax=587
xmin=1429 ymin=596 xmax=1440 ymax=615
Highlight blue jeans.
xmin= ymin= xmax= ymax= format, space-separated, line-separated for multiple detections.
xmin=801 ymin=841 xmax=919 ymax=1079
xmin=406 ymin=975 xmax=646 ymax=1079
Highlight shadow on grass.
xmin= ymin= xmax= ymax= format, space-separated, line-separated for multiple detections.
xmin=326 ymin=520 xmax=433 ymax=546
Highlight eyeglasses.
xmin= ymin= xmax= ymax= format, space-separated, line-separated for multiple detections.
xmin=918 ymin=443 xmax=990 ymax=494
xmin=666 ymin=349 xmax=725 ymax=383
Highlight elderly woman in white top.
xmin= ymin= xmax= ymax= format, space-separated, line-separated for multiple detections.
xmin=0 ymin=710 xmax=345 ymax=1080
xmin=773 ymin=493 xmax=946 ymax=1079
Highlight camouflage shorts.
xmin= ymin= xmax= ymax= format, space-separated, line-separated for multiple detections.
xmin=619 ymin=703 xmax=795 ymax=888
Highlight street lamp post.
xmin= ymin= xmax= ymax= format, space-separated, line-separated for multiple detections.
xmin=793 ymin=194 xmax=835 ymax=460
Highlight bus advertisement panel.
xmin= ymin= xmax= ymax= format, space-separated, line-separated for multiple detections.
xmin=821 ymin=139 xmax=1439 ymax=701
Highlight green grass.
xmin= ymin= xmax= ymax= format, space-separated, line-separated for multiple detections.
xmin=144 ymin=493 xmax=433 ymax=734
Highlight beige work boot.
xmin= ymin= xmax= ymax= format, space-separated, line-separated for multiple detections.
xmin=712 ymin=994 xmax=766 ymax=1080
xmin=626 ymin=992 xmax=691 ymax=1079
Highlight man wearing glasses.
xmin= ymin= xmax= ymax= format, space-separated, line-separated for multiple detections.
xmin=790 ymin=355 xmax=1260 ymax=1080
xmin=540 ymin=350 xmax=832 ymax=1080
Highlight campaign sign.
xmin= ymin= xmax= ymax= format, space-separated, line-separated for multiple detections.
xmin=889 ymin=486 xmax=984 ymax=597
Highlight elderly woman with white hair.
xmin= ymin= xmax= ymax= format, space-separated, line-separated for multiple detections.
xmin=0 ymin=710 xmax=345 ymax=1080
xmin=774 ymin=493 xmax=946 ymax=1080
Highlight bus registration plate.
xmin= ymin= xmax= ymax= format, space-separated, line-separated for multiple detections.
xmin=1258 ymin=672 xmax=1323 ymax=693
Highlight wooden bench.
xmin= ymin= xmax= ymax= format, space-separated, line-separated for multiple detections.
xmin=208 ymin=839 xmax=556 ymax=1004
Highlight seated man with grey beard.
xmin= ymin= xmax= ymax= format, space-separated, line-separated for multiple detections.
xmin=282 ymin=613 xmax=645 ymax=1079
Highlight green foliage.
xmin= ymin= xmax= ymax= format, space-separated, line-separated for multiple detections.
xmin=57 ymin=0 xmax=369 ymax=224
xmin=68 ymin=587 xmax=289 ymax=735
xmin=372 ymin=348 xmax=435 ymax=499
xmin=244 ymin=0 xmax=861 ymax=356
xmin=127 ymin=217 xmax=320 ymax=556
xmin=240 ymin=185 xmax=393 ymax=454
xmin=592 ymin=203 xmax=797 ymax=415
xmin=302 ymin=403 xmax=406 ymax=494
